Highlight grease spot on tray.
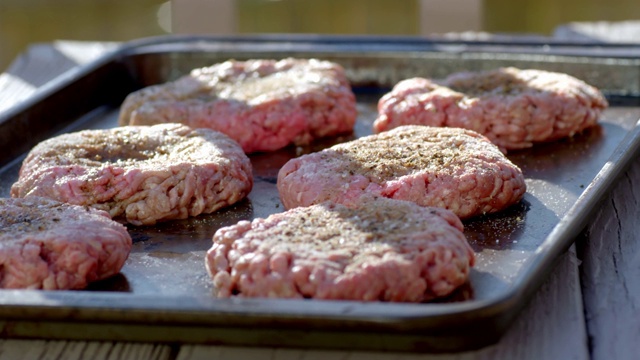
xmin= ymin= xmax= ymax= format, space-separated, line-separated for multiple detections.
xmin=119 ymin=251 xmax=212 ymax=296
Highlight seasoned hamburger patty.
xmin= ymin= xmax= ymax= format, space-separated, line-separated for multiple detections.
xmin=206 ymin=197 xmax=475 ymax=301
xmin=119 ymin=58 xmax=358 ymax=153
xmin=277 ymin=125 xmax=526 ymax=219
xmin=0 ymin=197 xmax=132 ymax=290
xmin=374 ymin=67 xmax=608 ymax=150
xmin=11 ymin=123 xmax=253 ymax=226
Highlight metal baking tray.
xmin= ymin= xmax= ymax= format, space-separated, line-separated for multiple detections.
xmin=1 ymin=35 xmax=640 ymax=352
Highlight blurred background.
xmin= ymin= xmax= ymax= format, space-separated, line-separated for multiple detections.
xmin=1 ymin=0 xmax=639 ymax=72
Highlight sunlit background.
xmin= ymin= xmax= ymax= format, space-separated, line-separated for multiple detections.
xmin=1 ymin=0 xmax=639 ymax=71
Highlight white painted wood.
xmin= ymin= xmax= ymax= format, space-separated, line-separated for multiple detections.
xmin=579 ymin=157 xmax=640 ymax=360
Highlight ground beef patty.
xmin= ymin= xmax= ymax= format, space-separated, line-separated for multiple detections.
xmin=119 ymin=58 xmax=358 ymax=153
xmin=374 ymin=67 xmax=608 ymax=150
xmin=10 ymin=123 xmax=253 ymax=226
xmin=277 ymin=125 xmax=525 ymax=219
xmin=0 ymin=197 xmax=132 ymax=290
xmin=206 ymin=197 xmax=474 ymax=301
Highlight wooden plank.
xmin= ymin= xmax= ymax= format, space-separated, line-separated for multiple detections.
xmin=0 ymin=340 xmax=173 ymax=360
xmin=578 ymin=157 xmax=640 ymax=360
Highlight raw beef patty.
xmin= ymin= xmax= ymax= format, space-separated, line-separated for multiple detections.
xmin=119 ymin=58 xmax=358 ymax=153
xmin=0 ymin=197 xmax=132 ymax=290
xmin=11 ymin=123 xmax=253 ymax=226
xmin=277 ymin=125 xmax=526 ymax=219
xmin=206 ymin=196 xmax=475 ymax=301
xmin=374 ymin=67 xmax=608 ymax=150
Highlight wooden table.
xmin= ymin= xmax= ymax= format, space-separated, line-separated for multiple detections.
xmin=0 ymin=39 xmax=638 ymax=360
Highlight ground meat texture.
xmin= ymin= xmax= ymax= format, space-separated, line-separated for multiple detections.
xmin=277 ymin=125 xmax=526 ymax=220
xmin=0 ymin=197 xmax=132 ymax=290
xmin=374 ymin=67 xmax=608 ymax=151
xmin=10 ymin=123 xmax=253 ymax=226
xmin=206 ymin=197 xmax=474 ymax=301
xmin=118 ymin=58 xmax=358 ymax=153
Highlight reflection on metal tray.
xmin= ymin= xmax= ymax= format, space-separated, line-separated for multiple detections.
xmin=1 ymin=35 xmax=640 ymax=352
